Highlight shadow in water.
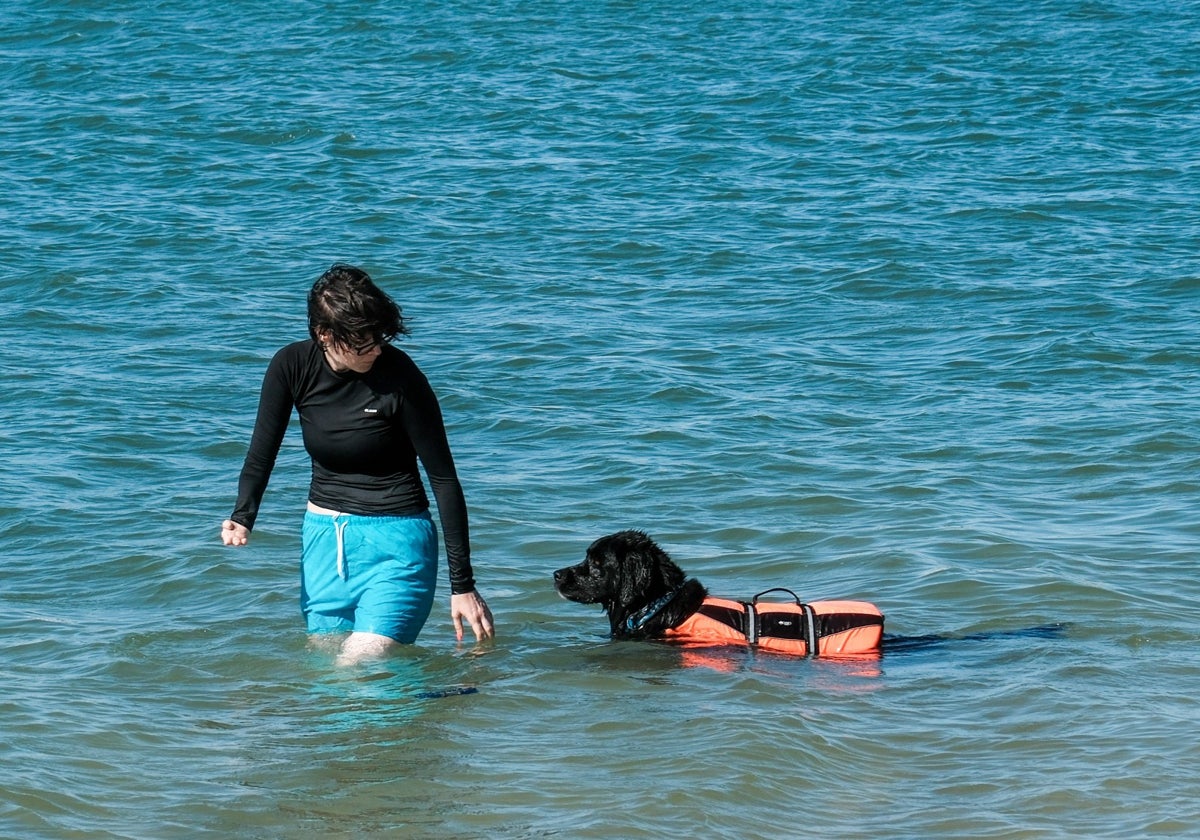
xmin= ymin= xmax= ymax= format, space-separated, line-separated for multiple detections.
xmin=882 ymin=622 xmax=1069 ymax=655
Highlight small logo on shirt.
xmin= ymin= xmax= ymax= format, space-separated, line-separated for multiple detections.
xmin=364 ymin=408 xmax=378 ymax=414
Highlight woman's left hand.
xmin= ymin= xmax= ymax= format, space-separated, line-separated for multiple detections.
xmin=450 ymin=590 xmax=495 ymax=642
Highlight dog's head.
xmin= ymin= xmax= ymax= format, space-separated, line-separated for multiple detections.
xmin=554 ymin=530 xmax=693 ymax=636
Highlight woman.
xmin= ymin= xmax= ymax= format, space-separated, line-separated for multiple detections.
xmin=221 ymin=263 xmax=494 ymax=663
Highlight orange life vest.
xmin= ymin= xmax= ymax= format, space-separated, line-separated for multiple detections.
xmin=662 ymin=590 xmax=884 ymax=658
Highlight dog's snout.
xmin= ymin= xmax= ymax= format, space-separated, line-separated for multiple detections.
xmin=553 ymin=568 xmax=565 ymax=583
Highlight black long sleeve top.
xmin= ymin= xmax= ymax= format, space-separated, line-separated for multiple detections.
xmin=230 ymin=339 xmax=476 ymax=594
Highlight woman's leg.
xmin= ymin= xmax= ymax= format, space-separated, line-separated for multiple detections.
xmin=335 ymin=631 xmax=401 ymax=665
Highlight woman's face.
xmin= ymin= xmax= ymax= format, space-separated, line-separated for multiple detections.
xmin=319 ymin=331 xmax=383 ymax=373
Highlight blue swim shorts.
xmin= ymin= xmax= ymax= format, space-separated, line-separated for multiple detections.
xmin=300 ymin=508 xmax=438 ymax=643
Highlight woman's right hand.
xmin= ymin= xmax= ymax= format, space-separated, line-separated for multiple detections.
xmin=221 ymin=519 xmax=250 ymax=546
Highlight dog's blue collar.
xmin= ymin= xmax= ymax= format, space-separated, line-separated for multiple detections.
xmin=623 ymin=582 xmax=688 ymax=633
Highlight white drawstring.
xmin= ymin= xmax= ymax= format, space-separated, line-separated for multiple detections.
xmin=307 ymin=503 xmax=352 ymax=580
xmin=334 ymin=517 xmax=349 ymax=580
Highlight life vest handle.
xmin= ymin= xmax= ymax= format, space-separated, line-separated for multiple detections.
xmin=752 ymin=587 xmax=803 ymax=605
xmin=749 ymin=588 xmax=818 ymax=656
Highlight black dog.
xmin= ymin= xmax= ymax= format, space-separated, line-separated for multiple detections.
xmin=554 ymin=530 xmax=885 ymax=656
xmin=554 ymin=530 xmax=709 ymax=639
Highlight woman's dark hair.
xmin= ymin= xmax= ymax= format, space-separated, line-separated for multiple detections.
xmin=307 ymin=263 xmax=410 ymax=347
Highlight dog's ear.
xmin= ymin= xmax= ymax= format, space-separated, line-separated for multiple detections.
xmin=640 ymin=536 xmax=686 ymax=593
xmin=612 ymin=530 xmax=686 ymax=607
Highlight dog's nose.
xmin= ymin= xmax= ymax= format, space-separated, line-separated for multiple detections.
xmin=553 ymin=568 xmax=564 ymax=582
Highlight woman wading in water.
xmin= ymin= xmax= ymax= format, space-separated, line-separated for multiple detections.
xmin=221 ymin=263 xmax=493 ymax=664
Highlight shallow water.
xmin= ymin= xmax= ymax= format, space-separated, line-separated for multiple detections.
xmin=4 ymin=0 xmax=1200 ymax=836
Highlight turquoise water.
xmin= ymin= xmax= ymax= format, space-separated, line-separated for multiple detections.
xmin=4 ymin=0 xmax=1200 ymax=836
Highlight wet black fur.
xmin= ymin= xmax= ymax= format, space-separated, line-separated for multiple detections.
xmin=553 ymin=530 xmax=709 ymax=639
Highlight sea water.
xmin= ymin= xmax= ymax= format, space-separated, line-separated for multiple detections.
xmin=3 ymin=0 xmax=1199 ymax=837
